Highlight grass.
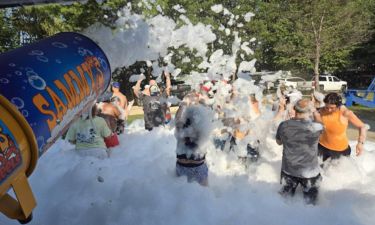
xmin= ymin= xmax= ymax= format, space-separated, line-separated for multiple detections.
xmin=348 ymin=105 xmax=375 ymax=111
xmin=127 ymin=114 xmax=144 ymax=124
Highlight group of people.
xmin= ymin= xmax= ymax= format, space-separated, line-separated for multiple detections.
xmin=276 ymin=90 xmax=367 ymax=204
xmin=65 ymin=82 xmax=129 ymax=158
xmin=65 ymin=73 xmax=368 ymax=205
xmin=171 ymin=80 xmax=368 ymax=205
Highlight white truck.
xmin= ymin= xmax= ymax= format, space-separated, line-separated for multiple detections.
xmin=313 ymin=75 xmax=347 ymax=92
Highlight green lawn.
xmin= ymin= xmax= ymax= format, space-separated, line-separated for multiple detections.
xmin=127 ymin=114 xmax=144 ymax=124
xmin=348 ymin=105 xmax=375 ymax=111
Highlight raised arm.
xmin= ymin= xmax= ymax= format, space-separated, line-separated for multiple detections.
xmin=345 ymin=109 xmax=367 ymax=156
xmin=164 ymin=70 xmax=171 ymax=96
xmin=132 ymin=74 xmax=145 ymax=98
xmin=273 ymin=96 xmax=286 ymax=122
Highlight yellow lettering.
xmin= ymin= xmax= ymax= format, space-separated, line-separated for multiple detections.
xmin=32 ymin=94 xmax=57 ymax=131
xmin=54 ymin=74 xmax=80 ymax=109
xmin=46 ymin=87 xmax=67 ymax=121
xmin=68 ymin=70 xmax=86 ymax=101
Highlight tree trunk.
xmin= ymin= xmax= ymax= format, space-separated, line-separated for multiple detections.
xmin=312 ymin=15 xmax=324 ymax=91
xmin=314 ymin=43 xmax=320 ymax=91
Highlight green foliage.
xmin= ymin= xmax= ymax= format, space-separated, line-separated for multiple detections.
xmin=1 ymin=0 xmax=375 ymax=77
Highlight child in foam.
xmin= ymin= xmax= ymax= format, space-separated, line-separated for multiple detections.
xmin=66 ymin=104 xmax=112 ymax=159
xmin=174 ymin=102 xmax=213 ymax=186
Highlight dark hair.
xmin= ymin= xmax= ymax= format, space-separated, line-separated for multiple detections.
xmin=323 ymin=93 xmax=342 ymax=106
xmin=91 ymin=104 xmax=98 ymax=117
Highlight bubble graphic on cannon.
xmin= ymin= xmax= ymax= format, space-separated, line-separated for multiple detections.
xmin=37 ymin=136 xmax=45 ymax=150
xmin=11 ymin=97 xmax=25 ymax=109
xmin=25 ymin=67 xmax=34 ymax=72
xmin=75 ymin=36 xmax=83 ymax=41
xmin=22 ymin=110 xmax=29 ymax=118
xmin=28 ymin=50 xmax=44 ymax=56
xmin=78 ymin=47 xmax=93 ymax=56
xmin=8 ymin=63 xmax=16 ymax=67
xmin=98 ymin=57 xmax=108 ymax=70
xmin=37 ymin=55 xmax=49 ymax=63
xmin=55 ymin=59 xmax=62 ymax=64
xmin=15 ymin=71 xmax=22 ymax=76
xmin=0 ymin=78 xmax=10 ymax=84
xmin=26 ymin=70 xmax=37 ymax=76
xmin=52 ymin=42 xmax=68 ymax=49
xmin=28 ymin=75 xmax=46 ymax=90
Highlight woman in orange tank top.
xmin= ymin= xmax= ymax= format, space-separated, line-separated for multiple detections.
xmin=314 ymin=93 xmax=367 ymax=161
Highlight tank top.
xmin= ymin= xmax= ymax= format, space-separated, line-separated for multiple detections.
xmin=319 ymin=110 xmax=349 ymax=151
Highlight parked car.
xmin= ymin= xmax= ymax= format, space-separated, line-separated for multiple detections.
xmin=275 ymin=77 xmax=313 ymax=90
xmin=312 ymin=75 xmax=347 ymax=92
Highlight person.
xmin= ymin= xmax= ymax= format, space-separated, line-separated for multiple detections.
xmin=109 ymin=96 xmax=127 ymax=134
xmin=132 ymin=73 xmax=171 ymax=131
xmin=314 ymin=92 xmax=367 ymax=161
xmin=66 ymin=104 xmax=112 ymax=159
xmin=311 ymin=91 xmax=325 ymax=110
xmin=276 ymin=99 xmax=323 ymax=205
xmin=96 ymin=92 xmax=122 ymax=133
xmin=174 ymin=104 xmax=212 ymax=186
xmin=111 ymin=81 xmax=128 ymax=119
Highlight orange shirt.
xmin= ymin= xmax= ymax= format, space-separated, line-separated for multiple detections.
xmin=319 ymin=110 xmax=349 ymax=151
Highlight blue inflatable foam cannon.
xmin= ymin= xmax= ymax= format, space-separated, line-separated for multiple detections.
xmin=0 ymin=32 xmax=111 ymax=223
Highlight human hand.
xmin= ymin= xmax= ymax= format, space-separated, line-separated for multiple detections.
xmin=279 ymin=97 xmax=286 ymax=109
xmin=139 ymin=73 xmax=146 ymax=81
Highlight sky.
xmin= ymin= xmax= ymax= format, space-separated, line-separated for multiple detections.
xmin=1 ymin=2 xmax=375 ymax=225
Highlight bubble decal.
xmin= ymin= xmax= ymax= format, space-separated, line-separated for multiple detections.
xmin=26 ymin=70 xmax=38 ymax=77
xmin=52 ymin=42 xmax=68 ymax=49
xmin=0 ymin=78 xmax=9 ymax=84
xmin=29 ymin=50 xmax=44 ymax=56
xmin=28 ymin=75 xmax=46 ymax=90
xmin=22 ymin=110 xmax=29 ymax=117
xmin=37 ymin=136 xmax=45 ymax=150
xmin=98 ymin=57 xmax=108 ymax=70
xmin=37 ymin=55 xmax=49 ymax=63
xmin=11 ymin=97 xmax=24 ymax=109
xmin=78 ymin=47 xmax=93 ymax=56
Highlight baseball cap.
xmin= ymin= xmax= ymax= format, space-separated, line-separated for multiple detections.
xmin=112 ymin=82 xmax=120 ymax=88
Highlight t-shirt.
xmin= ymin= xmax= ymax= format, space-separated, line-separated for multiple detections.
xmin=66 ymin=117 xmax=112 ymax=149
xmin=276 ymin=119 xmax=322 ymax=178
xmin=139 ymin=92 xmax=168 ymax=130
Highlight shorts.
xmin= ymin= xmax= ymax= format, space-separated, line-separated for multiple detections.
xmin=176 ymin=162 xmax=208 ymax=184
xmin=318 ymin=143 xmax=351 ymax=162
xmin=280 ymin=171 xmax=322 ymax=205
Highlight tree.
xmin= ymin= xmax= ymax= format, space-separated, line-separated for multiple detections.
xmin=255 ymin=0 xmax=374 ymax=89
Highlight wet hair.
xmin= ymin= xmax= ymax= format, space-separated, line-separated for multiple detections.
xmin=294 ymin=99 xmax=312 ymax=114
xmin=323 ymin=93 xmax=342 ymax=106
xmin=91 ymin=104 xmax=98 ymax=117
